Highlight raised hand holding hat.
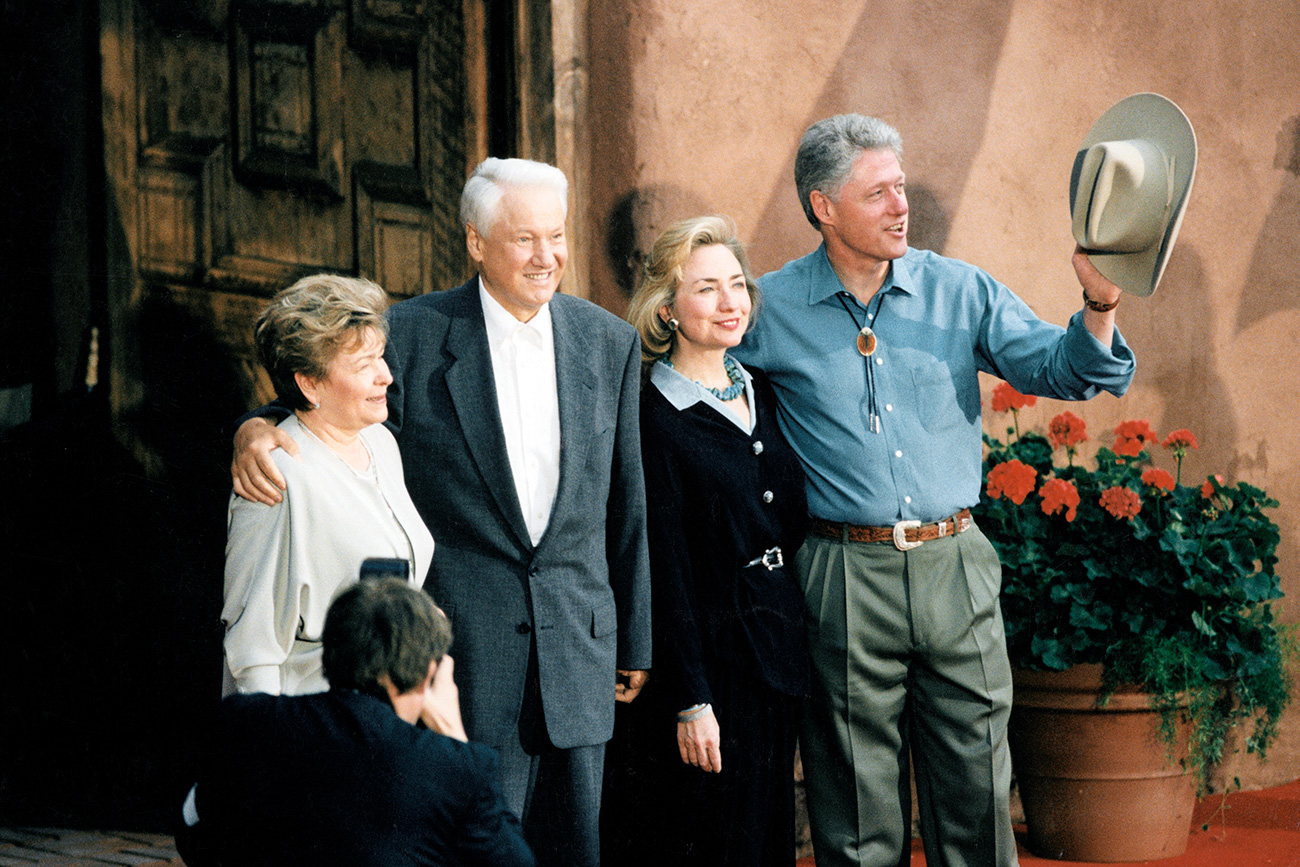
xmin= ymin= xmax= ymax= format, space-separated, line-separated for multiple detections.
xmin=1069 ymin=93 xmax=1197 ymax=297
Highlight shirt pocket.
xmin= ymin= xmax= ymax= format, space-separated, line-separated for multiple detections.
xmin=909 ymin=362 xmax=968 ymax=434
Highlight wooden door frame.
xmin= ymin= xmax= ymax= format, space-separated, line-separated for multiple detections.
xmin=466 ymin=0 xmax=591 ymax=301
xmin=549 ymin=0 xmax=590 ymax=302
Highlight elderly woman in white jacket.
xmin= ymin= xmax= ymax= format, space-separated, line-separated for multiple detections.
xmin=222 ymin=274 xmax=434 ymax=696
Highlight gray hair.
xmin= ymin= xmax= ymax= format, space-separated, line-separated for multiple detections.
xmin=795 ymin=114 xmax=904 ymax=229
xmin=459 ymin=157 xmax=569 ymax=236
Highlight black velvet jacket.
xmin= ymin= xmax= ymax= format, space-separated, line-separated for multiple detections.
xmin=638 ymin=366 xmax=810 ymax=714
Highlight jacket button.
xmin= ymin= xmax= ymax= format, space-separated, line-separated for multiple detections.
xmin=516 ymin=622 xmax=532 ymax=634
xmin=753 ymin=441 xmax=764 ymax=455
xmin=762 ymin=490 xmax=774 ymax=503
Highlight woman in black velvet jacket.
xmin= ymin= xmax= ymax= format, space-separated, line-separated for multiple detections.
xmin=603 ymin=216 xmax=809 ymax=867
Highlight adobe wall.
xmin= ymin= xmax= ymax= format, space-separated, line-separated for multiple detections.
xmin=583 ymin=0 xmax=1300 ymax=788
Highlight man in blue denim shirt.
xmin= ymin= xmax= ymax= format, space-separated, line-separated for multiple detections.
xmin=735 ymin=114 xmax=1135 ymax=867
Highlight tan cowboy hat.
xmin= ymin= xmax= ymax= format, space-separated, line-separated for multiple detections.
xmin=1069 ymin=93 xmax=1197 ymax=297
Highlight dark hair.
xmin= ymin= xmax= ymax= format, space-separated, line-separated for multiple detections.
xmin=322 ymin=577 xmax=452 ymax=696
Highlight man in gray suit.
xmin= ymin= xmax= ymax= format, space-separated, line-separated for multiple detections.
xmin=232 ymin=158 xmax=652 ymax=867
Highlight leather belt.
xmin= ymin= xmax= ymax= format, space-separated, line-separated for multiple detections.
xmin=809 ymin=509 xmax=973 ymax=551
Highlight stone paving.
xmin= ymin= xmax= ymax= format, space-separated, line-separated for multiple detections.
xmin=0 ymin=828 xmax=182 ymax=867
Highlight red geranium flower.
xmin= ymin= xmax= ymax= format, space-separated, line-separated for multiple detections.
xmin=986 ymin=459 xmax=1037 ymax=505
xmin=991 ymin=382 xmax=1037 ymax=413
xmin=1161 ymin=428 xmax=1199 ymax=485
xmin=1113 ymin=419 xmax=1158 ymax=458
xmin=1201 ymin=474 xmax=1225 ymax=499
xmin=1099 ymin=485 xmax=1142 ymax=519
xmin=1141 ymin=467 xmax=1176 ymax=492
xmin=1039 ymin=477 xmax=1080 ymax=521
xmin=1162 ymin=429 xmax=1199 ymax=451
xmin=1048 ymin=411 xmax=1088 ymax=449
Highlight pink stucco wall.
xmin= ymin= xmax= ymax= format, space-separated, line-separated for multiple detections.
xmin=584 ymin=0 xmax=1300 ymax=788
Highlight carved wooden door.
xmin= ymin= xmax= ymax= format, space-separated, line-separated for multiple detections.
xmin=100 ymin=0 xmax=489 ymax=472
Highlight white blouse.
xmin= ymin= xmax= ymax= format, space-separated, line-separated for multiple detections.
xmin=221 ymin=415 xmax=434 ymax=696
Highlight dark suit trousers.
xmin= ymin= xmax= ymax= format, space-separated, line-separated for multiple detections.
xmin=498 ymin=641 xmax=605 ymax=867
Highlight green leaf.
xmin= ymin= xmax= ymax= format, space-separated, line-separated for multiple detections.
xmin=1191 ymin=610 xmax=1216 ymax=637
xmin=1031 ymin=635 xmax=1072 ymax=670
xmin=1242 ymin=570 xmax=1282 ymax=602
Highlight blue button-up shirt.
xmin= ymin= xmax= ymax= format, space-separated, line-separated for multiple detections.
xmin=734 ymin=244 xmax=1136 ymax=526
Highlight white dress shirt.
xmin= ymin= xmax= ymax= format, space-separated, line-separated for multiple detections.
xmin=480 ymin=280 xmax=561 ymax=546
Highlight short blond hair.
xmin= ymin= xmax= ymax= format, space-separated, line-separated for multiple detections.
xmin=625 ymin=215 xmax=760 ymax=368
xmin=255 ymin=274 xmax=390 ymax=410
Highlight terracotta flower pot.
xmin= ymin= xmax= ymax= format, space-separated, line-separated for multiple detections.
xmin=1009 ymin=664 xmax=1196 ymax=862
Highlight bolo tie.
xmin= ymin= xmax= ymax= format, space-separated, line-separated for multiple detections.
xmin=836 ymin=290 xmax=886 ymax=434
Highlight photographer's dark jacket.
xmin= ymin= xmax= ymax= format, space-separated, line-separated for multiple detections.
xmin=176 ymin=689 xmax=533 ymax=867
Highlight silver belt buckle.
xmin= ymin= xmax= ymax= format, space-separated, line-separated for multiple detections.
xmin=746 ymin=546 xmax=784 ymax=570
xmin=892 ymin=520 xmax=923 ymax=551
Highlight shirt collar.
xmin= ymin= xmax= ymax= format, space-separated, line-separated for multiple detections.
xmin=805 ymin=243 xmax=918 ymax=305
xmin=649 ymin=356 xmax=755 ymax=433
xmin=479 ymin=276 xmax=553 ymax=348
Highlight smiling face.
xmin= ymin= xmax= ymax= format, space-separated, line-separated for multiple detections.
xmin=814 ymin=147 xmax=909 ymax=269
xmin=662 ymin=243 xmax=752 ymax=359
xmin=297 ymin=327 xmax=392 ymax=434
xmin=466 ymin=184 xmax=568 ymax=322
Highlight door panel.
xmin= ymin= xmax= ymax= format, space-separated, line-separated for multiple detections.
xmin=102 ymin=0 xmax=482 ymax=467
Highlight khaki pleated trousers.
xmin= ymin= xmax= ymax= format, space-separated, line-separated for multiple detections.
xmin=796 ymin=524 xmax=1018 ymax=867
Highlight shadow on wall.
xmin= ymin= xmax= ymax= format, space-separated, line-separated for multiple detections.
xmin=585 ymin=2 xmax=662 ymax=313
xmin=604 ymin=185 xmax=712 ymax=303
xmin=743 ymin=1 xmax=1016 ymax=276
xmin=1237 ymin=112 xmax=1300 ymax=336
xmin=1144 ymin=246 xmax=1237 ymax=464
xmin=904 ymin=184 xmax=952 ymax=255
xmin=585 ymin=2 xmax=1009 ymax=296
xmin=1228 ymin=112 xmax=1300 ymax=789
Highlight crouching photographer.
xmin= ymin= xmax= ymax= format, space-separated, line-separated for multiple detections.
xmin=177 ymin=575 xmax=534 ymax=867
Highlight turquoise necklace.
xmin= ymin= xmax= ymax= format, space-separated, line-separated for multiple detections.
xmin=662 ymin=353 xmax=745 ymax=401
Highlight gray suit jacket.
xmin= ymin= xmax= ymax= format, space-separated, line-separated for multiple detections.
xmin=385 ymin=279 xmax=652 ymax=752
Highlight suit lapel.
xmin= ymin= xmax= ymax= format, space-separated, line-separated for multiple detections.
xmin=546 ymin=298 xmax=598 ymax=547
xmin=442 ymin=285 xmax=533 ymax=550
